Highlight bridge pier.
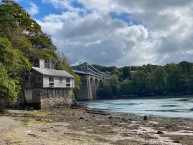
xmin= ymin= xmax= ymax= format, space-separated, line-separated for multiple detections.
xmin=76 ymin=75 xmax=103 ymax=101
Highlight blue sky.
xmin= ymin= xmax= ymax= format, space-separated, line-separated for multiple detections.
xmin=13 ymin=0 xmax=193 ymax=66
xmin=16 ymin=0 xmax=66 ymax=19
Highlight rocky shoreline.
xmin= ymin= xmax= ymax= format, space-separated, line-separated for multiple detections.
xmin=1 ymin=106 xmax=193 ymax=145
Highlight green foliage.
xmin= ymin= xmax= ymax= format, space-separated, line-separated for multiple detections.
xmin=0 ymin=1 xmax=78 ymax=104
xmin=0 ymin=63 xmax=20 ymax=103
xmin=121 ymin=66 xmax=132 ymax=80
xmin=96 ymin=62 xmax=193 ymax=98
xmin=152 ymin=67 xmax=167 ymax=95
xmin=0 ymin=37 xmax=29 ymax=104
xmin=110 ymin=74 xmax=120 ymax=95
xmin=97 ymin=82 xmax=112 ymax=98
xmin=0 ymin=37 xmax=31 ymax=77
xmin=0 ymin=0 xmax=57 ymax=62
xmin=166 ymin=64 xmax=182 ymax=94
xmin=132 ymin=70 xmax=148 ymax=95
xmin=119 ymin=79 xmax=133 ymax=95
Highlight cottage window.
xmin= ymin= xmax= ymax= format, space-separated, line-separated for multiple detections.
xmin=59 ymin=77 xmax=63 ymax=83
xmin=66 ymin=78 xmax=70 ymax=87
xmin=66 ymin=78 xmax=70 ymax=83
xmin=49 ymin=76 xmax=54 ymax=87
xmin=24 ymin=75 xmax=29 ymax=81
xmin=49 ymin=76 xmax=54 ymax=82
xmin=36 ymin=76 xmax=42 ymax=82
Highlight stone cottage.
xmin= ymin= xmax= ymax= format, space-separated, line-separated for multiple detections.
xmin=22 ymin=59 xmax=75 ymax=109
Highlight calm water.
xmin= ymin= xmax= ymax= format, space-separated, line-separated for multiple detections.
xmin=84 ymin=97 xmax=193 ymax=118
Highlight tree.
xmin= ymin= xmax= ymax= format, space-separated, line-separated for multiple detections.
xmin=0 ymin=37 xmax=30 ymax=77
xmin=122 ymin=66 xmax=132 ymax=80
xmin=187 ymin=75 xmax=193 ymax=94
xmin=152 ymin=67 xmax=167 ymax=95
xmin=132 ymin=70 xmax=147 ymax=95
xmin=0 ymin=37 xmax=30 ymax=106
xmin=97 ymin=82 xmax=112 ymax=98
xmin=110 ymin=74 xmax=120 ymax=95
xmin=0 ymin=62 xmax=20 ymax=104
xmin=120 ymin=79 xmax=133 ymax=95
xmin=0 ymin=0 xmax=57 ymax=62
xmin=91 ymin=61 xmax=193 ymax=98
xmin=178 ymin=61 xmax=192 ymax=74
xmin=166 ymin=64 xmax=183 ymax=94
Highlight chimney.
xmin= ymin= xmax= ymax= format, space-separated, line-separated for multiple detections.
xmin=39 ymin=59 xmax=45 ymax=68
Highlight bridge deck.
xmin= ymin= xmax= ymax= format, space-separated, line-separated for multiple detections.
xmin=73 ymin=62 xmax=110 ymax=79
xmin=73 ymin=70 xmax=109 ymax=79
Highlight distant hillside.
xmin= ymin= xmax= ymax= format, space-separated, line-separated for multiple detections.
xmin=94 ymin=62 xmax=193 ymax=98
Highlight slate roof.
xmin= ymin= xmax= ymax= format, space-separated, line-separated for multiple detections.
xmin=32 ymin=67 xmax=74 ymax=78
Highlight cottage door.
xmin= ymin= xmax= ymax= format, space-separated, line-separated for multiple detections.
xmin=24 ymin=89 xmax=32 ymax=102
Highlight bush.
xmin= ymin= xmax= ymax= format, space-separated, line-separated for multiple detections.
xmin=0 ymin=63 xmax=20 ymax=106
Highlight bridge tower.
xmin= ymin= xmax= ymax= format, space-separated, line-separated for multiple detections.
xmin=80 ymin=62 xmax=88 ymax=72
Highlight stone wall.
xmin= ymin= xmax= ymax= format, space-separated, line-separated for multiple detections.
xmin=38 ymin=88 xmax=74 ymax=109
xmin=18 ymin=88 xmax=74 ymax=109
xmin=41 ymin=96 xmax=75 ymax=109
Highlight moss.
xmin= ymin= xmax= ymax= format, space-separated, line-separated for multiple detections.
xmin=27 ymin=118 xmax=41 ymax=125
xmin=29 ymin=111 xmax=51 ymax=117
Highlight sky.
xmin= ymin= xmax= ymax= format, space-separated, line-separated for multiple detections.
xmin=13 ymin=0 xmax=193 ymax=66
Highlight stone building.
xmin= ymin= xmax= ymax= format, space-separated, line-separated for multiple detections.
xmin=22 ymin=59 xmax=75 ymax=109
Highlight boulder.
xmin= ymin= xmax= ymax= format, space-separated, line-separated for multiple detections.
xmin=157 ymin=130 xmax=164 ymax=134
xmin=144 ymin=115 xmax=148 ymax=120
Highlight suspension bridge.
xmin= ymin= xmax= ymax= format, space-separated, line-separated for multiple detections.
xmin=73 ymin=62 xmax=110 ymax=100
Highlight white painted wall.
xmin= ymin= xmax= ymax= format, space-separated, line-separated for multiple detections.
xmin=43 ymin=75 xmax=74 ymax=88
xmin=43 ymin=76 xmax=49 ymax=88
xmin=70 ymin=78 xmax=74 ymax=88
xmin=54 ymin=76 xmax=66 ymax=88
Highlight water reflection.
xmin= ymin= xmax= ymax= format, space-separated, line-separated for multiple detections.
xmin=161 ymin=105 xmax=178 ymax=107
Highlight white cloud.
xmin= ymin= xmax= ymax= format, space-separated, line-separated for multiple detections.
xmin=39 ymin=11 xmax=154 ymax=66
xmin=43 ymin=12 xmax=79 ymax=22
xmin=27 ymin=2 xmax=39 ymax=16
xmin=42 ymin=0 xmax=72 ymax=10
xmin=37 ymin=0 xmax=193 ymax=66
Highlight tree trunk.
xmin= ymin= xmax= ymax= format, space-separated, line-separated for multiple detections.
xmin=0 ymin=99 xmax=5 ymax=114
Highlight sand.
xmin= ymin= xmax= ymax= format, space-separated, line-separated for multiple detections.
xmin=1 ymin=107 xmax=193 ymax=145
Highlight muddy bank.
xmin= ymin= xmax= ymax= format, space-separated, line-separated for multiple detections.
xmin=1 ymin=107 xmax=193 ymax=145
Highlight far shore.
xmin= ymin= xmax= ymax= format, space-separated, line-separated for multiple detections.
xmin=94 ymin=94 xmax=193 ymax=100
xmin=1 ymin=105 xmax=193 ymax=145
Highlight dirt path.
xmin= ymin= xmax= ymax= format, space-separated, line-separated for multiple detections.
xmin=1 ymin=108 xmax=193 ymax=145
